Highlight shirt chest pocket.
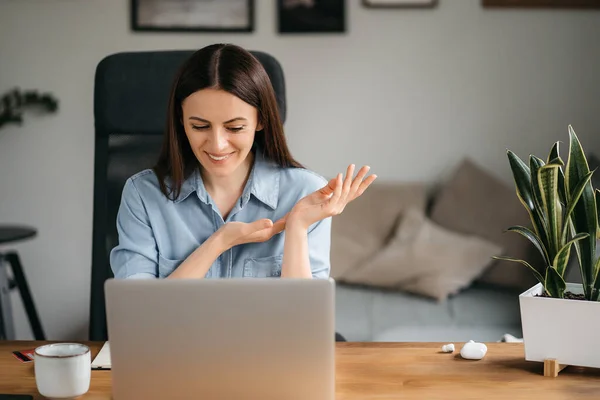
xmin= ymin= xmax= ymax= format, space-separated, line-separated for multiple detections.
xmin=157 ymin=254 xmax=184 ymax=278
xmin=243 ymin=255 xmax=283 ymax=278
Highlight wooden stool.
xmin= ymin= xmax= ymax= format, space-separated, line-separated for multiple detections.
xmin=0 ymin=225 xmax=45 ymax=340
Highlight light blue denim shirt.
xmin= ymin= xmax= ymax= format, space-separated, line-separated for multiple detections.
xmin=110 ymin=150 xmax=331 ymax=280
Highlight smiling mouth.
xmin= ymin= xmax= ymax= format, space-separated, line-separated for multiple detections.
xmin=206 ymin=152 xmax=234 ymax=161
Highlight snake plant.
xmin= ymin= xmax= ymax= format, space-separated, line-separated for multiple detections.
xmin=494 ymin=125 xmax=600 ymax=301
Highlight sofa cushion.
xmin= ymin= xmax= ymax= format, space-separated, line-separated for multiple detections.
xmin=330 ymin=182 xmax=427 ymax=279
xmin=430 ymin=158 xmax=544 ymax=291
xmin=340 ymin=208 xmax=502 ymax=301
xmin=335 ymin=282 xmax=523 ymax=342
xmin=334 ymin=284 xmax=375 ymax=342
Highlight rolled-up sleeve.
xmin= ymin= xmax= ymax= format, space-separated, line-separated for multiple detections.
xmin=307 ymin=216 xmax=332 ymax=279
xmin=110 ymin=178 xmax=159 ymax=279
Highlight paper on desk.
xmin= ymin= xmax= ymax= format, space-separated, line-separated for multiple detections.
xmin=91 ymin=341 xmax=111 ymax=370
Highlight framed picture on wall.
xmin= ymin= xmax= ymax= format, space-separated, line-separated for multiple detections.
xmin=131 ymin=0 xmax=254 ymax=32
xmin=278 ymin=0 xmax=345 ymax=33
xmin=363 ymin=0 xmax=437 ymax=7
xmin=482 ymin=0 xmax=600 ymax=7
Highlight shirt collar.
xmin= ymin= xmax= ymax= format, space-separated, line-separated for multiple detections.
xmin=172 ymin=149 xmax=280 ymax=210
xmin=247 ymin=149 xmax=280 ymax=209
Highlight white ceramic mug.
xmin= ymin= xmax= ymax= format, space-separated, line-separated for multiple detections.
xmin=34 ymin=343 xmax=91 ymax=399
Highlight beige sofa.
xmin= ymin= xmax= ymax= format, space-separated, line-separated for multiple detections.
xmin=330 ymin=158 xmax=544 ymax=342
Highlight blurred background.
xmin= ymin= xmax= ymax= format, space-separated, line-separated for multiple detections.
xmin=1 ymin=0 xmax=599 ymax=342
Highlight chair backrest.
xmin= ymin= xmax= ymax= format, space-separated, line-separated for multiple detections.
xmin=89 ymin=49 xmax=287 ymax=341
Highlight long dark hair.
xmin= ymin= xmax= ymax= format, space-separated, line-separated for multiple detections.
xmin=153 ymin=43 xmax=302 ymax=201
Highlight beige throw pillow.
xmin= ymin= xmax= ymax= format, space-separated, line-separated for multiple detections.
xmin=430 ymin=158 xmax=544 ymax=291
xmin=330 ymin=182 xmax=427 ymax=279
xmin=342 ymin=208 xmax=503 ymax=302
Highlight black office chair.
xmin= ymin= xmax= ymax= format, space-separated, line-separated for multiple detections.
xmin=89 ymin=49 xmax=345 ymax=343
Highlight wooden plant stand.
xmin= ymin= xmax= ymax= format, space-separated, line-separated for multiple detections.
xmin=544 ymin=358 xmax=568 ymax=377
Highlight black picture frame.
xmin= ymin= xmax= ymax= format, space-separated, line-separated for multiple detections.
xmin=278 ymin=0 xmax=346 ymax=34
xmin=362 ymin=0 xmax=437 ymax=7
xmin=482 ymin=0 xmax=600 ymax=7
xmin=131 ymin=0 xmax=255 ymax=33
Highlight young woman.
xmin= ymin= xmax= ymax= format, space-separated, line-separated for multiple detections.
xmin=110 ymin=43 xmax=376 ymax=281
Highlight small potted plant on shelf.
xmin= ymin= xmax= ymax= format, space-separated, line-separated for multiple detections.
xmin=495 ymin=125 xmax=600 ymax=376
xmin=0 ymin=88 xmax=59 ymax=130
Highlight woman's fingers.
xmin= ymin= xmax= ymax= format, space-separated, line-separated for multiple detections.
xmin=318 ymin=177 xmax=338 ymax=197
xmin=343 ymin=164 xmax=355 ymax=192
xmin=245 ymin=220 xmax=283 ymax=243
xmin=327 ymin=173 xmax=343 ymax=211
xmin=245 ymin=219 xmax=272 ymax=235
xmin=340 ymin=164 xmax=355 ymax=203
xmin=355 ymin=174 xmax=377 ymax=198
xmin=272 ymin=214 xmax=287 ymax=234
xmin=247 ymin=232 xmax=269 ymax=243
xmin=287 ymin=163 xmax=376 ymax=226
xmin=350 ymin=166 xmax=371 ymax=193
xmin=325 ymin=164 xmax=377 ymax=212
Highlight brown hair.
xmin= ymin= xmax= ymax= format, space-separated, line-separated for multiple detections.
xmin=153 ymin=43 xmax=303 ymax=201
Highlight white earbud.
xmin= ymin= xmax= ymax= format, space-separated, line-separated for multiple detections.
xmin=460 ymin=341 xmax=487 ymax=360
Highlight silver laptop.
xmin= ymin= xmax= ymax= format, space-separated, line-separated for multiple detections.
xmin=104 ymin=278 xmax=335 ymax=400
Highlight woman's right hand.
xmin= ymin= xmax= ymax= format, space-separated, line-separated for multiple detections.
xmin=216 ymin=216 xmax=287 ymax=251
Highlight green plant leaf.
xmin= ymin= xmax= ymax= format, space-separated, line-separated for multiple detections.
xmin=547 ymin=157 xmax=565 ymax=167
xmin=514 ymin=189 xmax=550 ymax=253
xmin=508 ymin=150 xmax=534 ymax=211
xmin=566 ymin=125 xmax=598 ymax=300
xmin=561 ymin=170 xmax=594 ymax=242
xmin=545 ymin=267 xmax=566 ymax=298
xmin=548 ymin=142 xmax=567 ymax=206
xmin=530 ymin=155 xmax=552 ymax=251
xmin=547 ymin=142 xmax=559 ymax=164
xmin=530 ymin=155 xmax=547 ymax=220
xmin=596 ymin=189 xmax=600 ymax=240
xmin=558 ymin=167 xmax=568 ymax=207
xmin=505 ymin=225 xmax=550 ymax=266
xmin=553 ymin=232 xmax=589 ymax=278
xmin=538 ymin=164 xmax=562 ymax=260
xmin=508 ymin=151 xmax=550 ymax=250
xmin=492 ymin=255 xmax=544 ymax=285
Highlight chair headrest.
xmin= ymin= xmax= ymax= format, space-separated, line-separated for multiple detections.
xmin=94 ymin=50 xmax=286 ymax=136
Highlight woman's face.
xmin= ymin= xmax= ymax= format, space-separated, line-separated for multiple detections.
xmin=181 ymin=88 xmax=262 ymax=179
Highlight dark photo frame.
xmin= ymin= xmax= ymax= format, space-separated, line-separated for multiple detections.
xmin=363 ymin=0 xmax=437 ymax=7
xmin=278 ymin=0 xmax=346 ymax=34
xmin=131 ymin=0 xmax=255 ymax=32
xmin=482 ymin=0 xmax=600 ymax=7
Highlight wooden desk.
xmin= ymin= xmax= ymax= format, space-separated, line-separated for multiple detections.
xmin=2 ymin=341 xmax=599 ymax=399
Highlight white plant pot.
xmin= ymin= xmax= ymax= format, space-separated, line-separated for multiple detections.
xmin=519 ymin=282 xmax=600 ymax=369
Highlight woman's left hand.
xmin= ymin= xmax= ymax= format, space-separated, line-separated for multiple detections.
xmin=287 ymin=164 xmax=377 ymax=231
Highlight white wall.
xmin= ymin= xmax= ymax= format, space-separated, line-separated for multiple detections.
xmin=1 ymin=0 xmax=599 ymax=340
